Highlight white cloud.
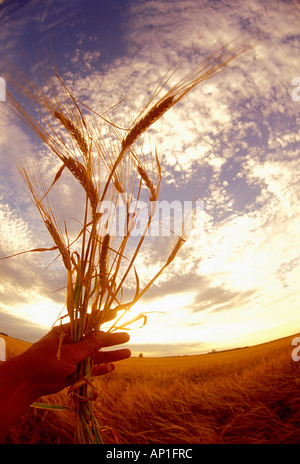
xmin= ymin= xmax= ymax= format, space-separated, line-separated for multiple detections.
xmin=1 ymin=0 xmax=300 ymax=351
xmin=0 ymin=202 xmax=33 ymax=255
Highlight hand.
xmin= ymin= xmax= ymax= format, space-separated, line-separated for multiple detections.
xmin=0 ymin=323 xmax=130 ymax=443
xmin=18 ymin=323 xmax=131 ymax=397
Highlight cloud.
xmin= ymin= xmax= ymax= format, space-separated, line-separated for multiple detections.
xmin=1 ymin=0 xmax=300 ymax=351
xmin=192 ymin=286 xmax=256 ymax=314
xmin=126 ymin=341 xmax=208 ymax=357
xmin=0 ymin=306 xmax=47 ymax=342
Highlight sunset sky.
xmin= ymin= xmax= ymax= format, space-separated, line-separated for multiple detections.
xmin=0 ymin=0 xmax=300 ymax=357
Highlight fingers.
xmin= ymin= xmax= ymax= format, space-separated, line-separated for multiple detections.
xmin=99 ymin=332 xmax=130 ymax=348
xmin=93 ymin=363 xmax=115 ymax=376
xmin=93 ymin=348 xmax=131 ymax=365
xmin=68 ymin=331 xmax=130 ymax=363
xmin=92 ymin=349 xmax=131 ymax=376
xmin=51 ymin=311 xmax=119 ymax=337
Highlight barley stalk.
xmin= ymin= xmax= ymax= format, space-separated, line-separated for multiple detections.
xmin=61 ymin=156 xmax=98 ymax=216
xmin=137 ymin=164 xmax=157 ymax=201
xmin=44 ymin=219 xmax=71 ymax=271
xmin=122 ymin=96 xmax=174 ymax=149
xmin=4 ymin=38 xmax=252 ymax=443
xmin=18 ymin=162 xmax=72 ymax=272
xmin=99 ymin=234 xmax=110 ymax=294
xmin=53 ymin=110 xmax=89 ymax=157
xmin=122 ymin=40 xmax=251 ymax=151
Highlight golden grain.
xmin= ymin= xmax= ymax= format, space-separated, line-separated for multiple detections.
xmin=44 ymin=219 xmax=71 ymax=271
xmin=137 ymin=165 xmax=156 ymax=201
xmin=6 ymin=39 xmax=253 ymax=443
xmin=122 ymin=96 xmax=174 ymax=149
xmin=62 ymin=156 xmax=98 ymax=215
xmin=6 ymin=334 xmax=300 ymax=444
xmin=54 ymin=110 xmax=89 ymax=157
xmin=166 ymin=236 xmax=185 ymax=266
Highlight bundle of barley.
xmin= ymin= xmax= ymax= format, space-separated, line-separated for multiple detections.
xmin=4 ymin=40 xmax=251 ymax=443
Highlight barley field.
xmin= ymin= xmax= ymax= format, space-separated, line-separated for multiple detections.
xmin=2 ymin=332 xmax=300 ymax=444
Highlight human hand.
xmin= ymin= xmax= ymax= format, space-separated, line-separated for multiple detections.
xmin=18 ymin=323 xmax=131 ymax=397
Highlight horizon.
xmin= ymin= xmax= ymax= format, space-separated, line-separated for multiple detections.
xmin=1 ymin=326 xmax=299 ymax=359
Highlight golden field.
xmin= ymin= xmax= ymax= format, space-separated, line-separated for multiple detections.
xmin=2 ymin=332 xmax=300 ymax=444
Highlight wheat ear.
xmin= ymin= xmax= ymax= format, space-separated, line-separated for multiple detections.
xmin=137 ymin=165 xmax=157 ymax=201
xmin=122 ymin=96 xmax=174 ymax=149
xmin=54 ymin=110 xmax=89 ymax=157
xmin=44 ymin=219 xmax=71 ymax=271
xmin=18 ymin=163 xmax=72 ymax=271
xmin=62 ymin=156 xmax=98 ymax=216
xmin=122 ymin=40 xmax=251 ymax=150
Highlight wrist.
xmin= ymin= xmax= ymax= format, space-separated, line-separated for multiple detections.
xmin=4 ymin=355 xmax=40 ymax=400
xmin=0 ymin=356 xmax=40 ymax=442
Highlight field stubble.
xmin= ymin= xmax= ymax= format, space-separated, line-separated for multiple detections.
xmin=3 ymin=333 xmax=300 ymax=444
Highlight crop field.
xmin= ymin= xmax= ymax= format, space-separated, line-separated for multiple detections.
xmin=2 ymin=333 xmax=300 ymax=444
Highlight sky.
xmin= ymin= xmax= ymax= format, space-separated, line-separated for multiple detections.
xmin=0 ymin=0 xmax=300 ymax=357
